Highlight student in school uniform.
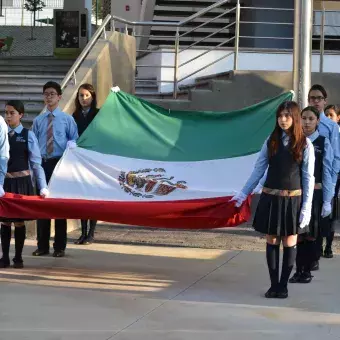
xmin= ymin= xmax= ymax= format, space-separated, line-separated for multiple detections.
xmin=72 ymin=84 xmax=99 ymax=245
xmin=0 ymin=100 xmax=49 ymax=268
xmin=32 ymin=81 xmax=78 ymax=258
xmin=289 ymin=106 xmax=333 ymax=283
xmin=323 ymin=104 xmax=340 ymax=258
xmin=308 ymin=85 xmax=340 ymax=266
xmin=325 ymin=105 xmax=340 ymax=125
xmin=231 ymin=101 xmax=315 ymax=299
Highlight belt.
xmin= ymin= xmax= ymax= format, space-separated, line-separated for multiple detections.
xmin=315 ymin=183 xmax=322 ymax=190
xmin=262 ymin=187 xmax=302 ymax=197
xmin=42 ymin=156 xmax=61 ymax=163
xmin=6 ymin=170 xmax=30 ymax=178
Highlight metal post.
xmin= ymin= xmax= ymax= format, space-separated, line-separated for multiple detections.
xmin=173 ymin=28 xmax=180 ymax=99
xmin=293 ymin=0 xmax=313 ymax=109
xmin=233 ymin=0 xmax=241 ymax=71
xmin=125 ymin=24 xmax=128 ymax=35
xmin=21 ymin=0 xmax=24 ymax=26
xmin=96 ymin=0 xmax=98 ymax=27
xmin=0 ymin=0 xmax=3 ymax=17
xmin=319 ymin=4 xmax=325 ymax=73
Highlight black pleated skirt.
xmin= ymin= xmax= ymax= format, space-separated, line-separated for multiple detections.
xmin=0 ymin=175 xmax=34 ymax=223
xmin=308 ymin=189 xmax=330 ymax=239
xmin=253 ymin=192 xmax=306 ymax=236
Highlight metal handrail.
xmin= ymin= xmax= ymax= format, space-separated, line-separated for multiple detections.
xmin=180 ymin=8 xmax=235 ymax=38
xmin=60 ymin=14 xmax=112 ymax=90
xmin=179 ymin=21 xmax=236 ymax=53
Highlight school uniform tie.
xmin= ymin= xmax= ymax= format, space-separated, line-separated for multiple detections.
xmin=46 ymin=113 xmax=54 ymax=155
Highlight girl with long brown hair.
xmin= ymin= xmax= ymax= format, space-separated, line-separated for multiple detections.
xmin=73 ymin=84 xmax=99 ymax=245
xmin=231 ymin=101 xmax=315 ymax=299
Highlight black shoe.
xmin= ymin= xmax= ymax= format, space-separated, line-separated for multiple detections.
xmin=324 ymin=248 xmax=333 ymax=259
xmin=277 ymin=286 xmax=288 ymax=299
xmin=53 ymin=250 xmax=65 ymax=258
xmin=32 ymin=249 xmax=49 ymax=256
xmin=264 ymin=287 xmax=277 ymax=298
xmin=83 ymin=235 xmax=94 ymax=245
xmin=13 ymin=258 xmax=24 ymax=269
xmin=310 ymin=260 xmax=319 ymax=271
xmin=0 ymin=258 xmax=10 ymax=268
xmin=74 ymin=235 xmax=86 ymax=245
xmin=289 ymin=272 xmax=302 ymax=283
xmin=299 ymin=271 xmax=313 ymax=283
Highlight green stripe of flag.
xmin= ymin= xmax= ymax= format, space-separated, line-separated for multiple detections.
xmin=77 ymin=90 xmax=293 ymax=162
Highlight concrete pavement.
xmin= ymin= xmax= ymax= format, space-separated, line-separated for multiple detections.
xmin=0 ymin=240 xmax=340 ymax=339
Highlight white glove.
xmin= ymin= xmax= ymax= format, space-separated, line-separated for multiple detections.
xmin=230 ymin=192 xmax=247 ymax=208
xmin=0 ymin=186 xmax=4 ymax=197
xmin=321 ymin=201 xmax=332 ymax=218
xmin=299 ymin=207 xmax=311 ymax=229
xmin=252 ymin=183 xmax=263 ymax=195
xmin=40 ymin=188 xmax=49 ymax=198
xmin=67 ymin=140 xmax=77 ymax=149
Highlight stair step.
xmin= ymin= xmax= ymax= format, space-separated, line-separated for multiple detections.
xmin=0 ymin=58 xmax=75 ymax=66
xmin=0 ymin=65 xmax=69 ymax=74
xmin=0 ymin=74 xmax=64 ymax=80
xmin=195 ymin=71 xmax=234 ymax=83
xmin=0 ymin=86 xmax=44 ymax=94
xmin=0 ymin=94 xmax=45 ymax=101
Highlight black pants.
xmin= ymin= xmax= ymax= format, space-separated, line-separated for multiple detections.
xmin=37 ymin=158 xmax=67 ymax=252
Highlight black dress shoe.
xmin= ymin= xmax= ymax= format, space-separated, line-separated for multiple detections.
xmin=74 ymin=235 xmax=87 ymax=245
xmin=276 ymin=287 xmax=288 ymax=299
xmin=83 ymin=235 xmax=94 ymax=245
xmin=264 ymin=287 xmax=277 ymax=298
xmin=32 ymin=249 xmax=49 ymax=256
xmin=324 ymin=248 xmax=333 ymax=259
xmin=299 ymin=271 xmax=313 ymax=283
xmin=0 ymin=258 xmax=10 ymax=268
xmin=289 ymin=272 xmax=302 ymax=283
xmin=310 ymin=260 xmax=319 ymax=271
xmin=53 ymin=250 xmax=65 ymax=258
xmin=13 ymin=258 xmax=24 ymax=269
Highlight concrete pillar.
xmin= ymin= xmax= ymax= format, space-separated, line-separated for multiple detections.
xmin=293 ymin=0 xmax=313 ymax=108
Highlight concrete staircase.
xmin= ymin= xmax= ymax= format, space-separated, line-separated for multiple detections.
xmin=149 ymin=0 xmax=238 ymax=47
xmin=0 ymin=57 xmax=74 ymax=126
xmin=139 ymin=70 xmax=340 ymax=112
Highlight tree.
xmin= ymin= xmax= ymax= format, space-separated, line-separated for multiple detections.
xmin=24 ymin=0 xmax=46 ymax=40
xmin=92 ymin=0 xmax=104 ymax=26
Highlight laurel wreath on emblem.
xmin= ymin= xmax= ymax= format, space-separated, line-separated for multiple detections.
xmin=118 ymin=168 xmax=188 ymax=198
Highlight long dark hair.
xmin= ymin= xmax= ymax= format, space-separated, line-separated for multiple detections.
xmin=73 ymin=83 xmax=97 ymax=120
xmin=268 ymin=101 xmax=306 ymax=163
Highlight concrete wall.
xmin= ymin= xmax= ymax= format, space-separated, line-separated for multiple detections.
xmin=150 ymin=70 xmax=340 ymax=112
xmin=60 ymin=31 xmax=136 ymax=113
xmin=112 ymin=0 xmax=142 ymax=30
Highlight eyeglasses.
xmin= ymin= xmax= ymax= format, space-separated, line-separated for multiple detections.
xmin=43 ymin=92 xmax=58 ymax=98
xmin=309 ymin=96 xmax=325 ymax=102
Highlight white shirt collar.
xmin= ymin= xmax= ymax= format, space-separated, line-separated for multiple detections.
xmin=307 ymin=130 xmax=319 ymax=143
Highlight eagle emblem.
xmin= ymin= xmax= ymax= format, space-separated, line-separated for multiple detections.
xmin=118 ymin=168 xmax=188 ymax=198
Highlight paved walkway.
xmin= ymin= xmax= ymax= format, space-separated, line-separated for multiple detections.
xmin=1 ymin=240 xmax=340 ymax=339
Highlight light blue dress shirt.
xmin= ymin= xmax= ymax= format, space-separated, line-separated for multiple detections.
xmin=0 ymin=116 xmax=9 ymax=186
xmin=8 ymin=124 xmax=47 ymax=190
xmin=308 ymin=130 xmax=334 ymax=203
xmin=32 ymin=107 xmax=79 ymax=159
xmin=318 ymin=112 xmax=340 ymax=184
xmin=241 ymin=132 xmax=315 ymax=210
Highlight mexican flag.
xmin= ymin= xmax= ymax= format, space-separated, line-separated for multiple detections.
xmin=0 ymin=89 xmax=293 ymax=229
